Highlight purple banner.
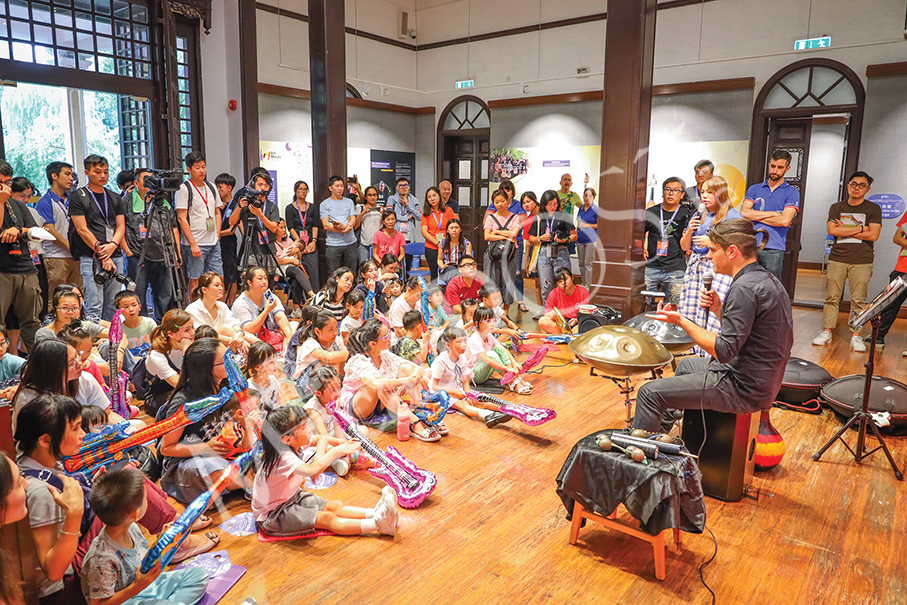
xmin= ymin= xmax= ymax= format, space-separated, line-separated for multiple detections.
xmin=370 ymin=161 xmax=392 ymax=170
xmin=542 ymin=160 xmax=571 ymax=168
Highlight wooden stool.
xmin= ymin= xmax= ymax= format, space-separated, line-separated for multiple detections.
xmin=568 ymin=500 xmax=682 ymax=581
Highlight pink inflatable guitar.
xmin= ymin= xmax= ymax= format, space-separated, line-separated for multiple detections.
xmin=329 ymin=404 xmax=436 ymax=509
xmin=501 ymin=345 xmax=552 ymax=386
xmin=107 ymin=310 xmax=131 ymax=419
xmin=466 ymin=391 xmax=556 ymax=426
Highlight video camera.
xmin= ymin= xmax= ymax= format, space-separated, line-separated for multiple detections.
xmin=143 ymin=169 xmax=184 ymax=194
xmin=242 ymin=180 xmax=270 ymax=208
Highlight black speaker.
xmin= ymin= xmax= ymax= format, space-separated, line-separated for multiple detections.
xmin=577 ymin=305 xmax=622 ymax=333
xmin=681 ymin=409 xmax=758 ymax=501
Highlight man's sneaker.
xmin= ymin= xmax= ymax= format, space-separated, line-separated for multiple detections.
xmin=330 ymin=458 xmax=350 ymax=477
xmin=812 ymin=331 xmax=832 ymax=346
xmin=484 ymin=411 xmax=513 ymax=428
xmin=374 ymin=502 xmax=397 ymax=536
xmin=850 ymin=334 xmax=867 ymax=353
xmin=863 ymin=335 xmax=885 ymax=348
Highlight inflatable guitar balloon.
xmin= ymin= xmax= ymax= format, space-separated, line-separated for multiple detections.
xmin=329 ymin=403 xmax=436 ymax=509
xmin=363 ymin=289 xmax=377 ymax=320
xmin=501 ymin=345 xmax=552 ymax=386
xmin=466 ymin=392 xmax=556 ymax=426
xmin=141 ymin=444 xmax=260 ymax=573
xmin=417 ymin=277 xmax=431 ymax=327
xmin=107 ymin=310 xmax=130 ymax=419
xmin=411 ymin=390 xmax=451 ymax=426
xmin=63 ymin=395 xmax=228 ymax=474
xmin=543 ymin=334 xmax=575 ymax=345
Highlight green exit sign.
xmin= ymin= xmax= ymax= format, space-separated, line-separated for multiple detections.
xmin=455 ymin=80 xmax=475 ymax=89
xmin=794 ymin=36 xmax=831 ymax=50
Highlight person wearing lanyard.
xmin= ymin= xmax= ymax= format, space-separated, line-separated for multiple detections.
xmin=387 ymin=177 xmax=421 ymax=273
xmin=420 ymin=186 xmax=455 ymax=283
xmin=37 ymin=161 xmax=83 ymax=294
xmin=285 ymin=179 xmax=321 ymax=290
xmin=0 ymin=160 xmax=41 ymax=354
xmin=68 ymin=154 xmax=128 ymax=322
xmin=643 ymin=177 xmax=693 ymax=307
xmin=176 ymin=151 xmax=223 ymax=296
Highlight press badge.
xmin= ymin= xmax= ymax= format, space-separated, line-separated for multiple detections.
xmin=206 ymin=218 xmax=216 ymax=232
xmin=139 ymin=225 xmax=148 ymax=239
xmin=105 ymin=226 xmax=114 ymax=242
xmin=31 ymin=248 xmax=40 ymax=265
xmin=258 ymin=230 xmax=268 ymax=245
xmin=656 ymin=238 xmax=669 ymax=257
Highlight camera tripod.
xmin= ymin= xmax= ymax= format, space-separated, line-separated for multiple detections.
xmin=136 ymin=191 xmax=188 ymax=308
xmin=236 ymin=204 xmax=284 ymax=283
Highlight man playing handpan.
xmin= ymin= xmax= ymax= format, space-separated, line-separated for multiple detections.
xmin=632 ymin=219 xmax=793 ymax=433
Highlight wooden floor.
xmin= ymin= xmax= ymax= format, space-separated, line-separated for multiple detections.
xmin=184 ymin=306 xmax=907 ymax=605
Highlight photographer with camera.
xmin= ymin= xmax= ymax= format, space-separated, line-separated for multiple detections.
xmin=0 ymin=159 xmax=41 ymax=354
xmin=236 ymin=171 xmax=280 ymax=275
xmin=176 ymin=151 xmax=222 ymax=294
xmin=133 ymin=167 xmax=181 ymax=318
xmin=68 ymin=154 xmax=128 ymax=321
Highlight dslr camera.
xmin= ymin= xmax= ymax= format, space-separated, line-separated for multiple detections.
xmin=93 ymin=259 xmax=137 ymax=291
xmin=243 ymin=187 xmax=268 ymax=209
xmin=143 ymin=169 xmax=184 ymax=194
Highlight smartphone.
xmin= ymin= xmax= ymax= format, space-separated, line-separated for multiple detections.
xmin=264 ymin=290 xmax=274 ymax=304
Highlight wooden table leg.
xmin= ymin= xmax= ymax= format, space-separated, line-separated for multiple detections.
xmin=569 ymin=501 xmax=584 ymax=545
xmin=652 ymin=530 xmax=666 ymax=581
xmin=673 ymin=528 xmax=682 ymax=545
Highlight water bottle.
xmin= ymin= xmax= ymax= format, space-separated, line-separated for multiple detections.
xmin=397 ymin=400 xmax=410 ymax=441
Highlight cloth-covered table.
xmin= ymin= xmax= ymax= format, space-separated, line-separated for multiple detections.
xmin=556 ymin=430 xmax=706 ymax=535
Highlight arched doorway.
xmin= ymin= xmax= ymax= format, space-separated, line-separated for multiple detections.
xmin=748 ymin=58 xmax=865 ymax=301
xmin=437 ymin=95 xmax=491 ymax=265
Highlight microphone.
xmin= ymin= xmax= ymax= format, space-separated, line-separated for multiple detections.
xmin=697 ymin=202 xmax=707 ymax=223
xmin=700 ymin=271 xmax=714 ymax=328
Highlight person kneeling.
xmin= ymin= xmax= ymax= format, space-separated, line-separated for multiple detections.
xmin=253 ymin=405 xmax=398 ymax=537
xmin=538 ymin=268 xmax=589 ymax=335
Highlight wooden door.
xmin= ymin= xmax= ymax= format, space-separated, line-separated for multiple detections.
xmin=440 ymin=131 xmax=490 ymax=268
xmin=766 ymin=118 xmax=811 ymax=299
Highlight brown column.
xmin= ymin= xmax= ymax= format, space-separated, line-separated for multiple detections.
xmin=592 ymin=0 xmax=657 ymax=319
xmin=239 ymin=0 xmax=259 ymax=176
xmin=308 ymin=0 xmax=348 ymax=205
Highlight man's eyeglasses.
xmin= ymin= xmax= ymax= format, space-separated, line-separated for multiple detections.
xmin=664 ymin=188 xmax=683 ymax=195
xmin=459 ymin=262 xmax=477 ymax=268
xmin=848 ymin=182 xmax=869 ymax=190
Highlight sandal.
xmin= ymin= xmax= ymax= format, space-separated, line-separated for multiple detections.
xmin=434 ymin=421 xmax=449 ymax=436
xmin=507 ymin=379 xmax=532 ymax=395
xmin=518 ymin=302 xmax=529 ymax=313
xmin=410 ymin=425 xmax=442 ymax=442
xmin=189 ymin=515 xmax=213 ymax=532
xmin=171 ymin=531 xmax=219 ymax=564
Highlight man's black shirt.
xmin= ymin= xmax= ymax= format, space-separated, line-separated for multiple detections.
xmin=644 ymin=203 xmax=693 ymax=272
xmin=68 ymin=186 xmax=126 ymax=260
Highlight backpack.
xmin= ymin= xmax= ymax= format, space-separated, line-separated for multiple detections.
xmin=487 ymin=214 xmax=517 ymax=262
xmin=181 ymin=180 xmax=217 ymax=211
xmin=130 ymin=354 xmax=178 ymax=416
xmin=284 ymin=325 xmax=305 ymax=376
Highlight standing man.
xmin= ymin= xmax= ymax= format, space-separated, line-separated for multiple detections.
xmin=68 ymin=154 xmax=127 ymax=321
xmin=869 ymin=208 xmax=907 ymax=352
xmin=215 ymin=173 xmax=238 ymax=300
xmin=320 ymin=175 xmax=359 ymax=274
xmin=176 ymin=151 xmax=222 ymax=294
xmin=0 ymin=159 xmax=40 ymax=353
xmin=813 ymin=171 xmax=881 ymax=352
xmin=235 ymin=172 xmax=280 ymax=274
xmin=632 ymin=219 xmax=793 ymax=433
xmin=556 ymin=174 xmax=581 ymax=216
xmin=740 ymin=150 xmax=800 ymax=280
xmin=37 ymin=161 xmax=82 ymax=293
xmin=644 ymin=177 xmax=693 ymax=306
xmin=388 ymin=177 xmax=421 ymax=272
xmin=439 ymin=180 xmax=459 ymax=217
xmin=133 ymin=167 xmax=179 ymax=318
xmin=685 ymin=159 xmax=714 ymax=205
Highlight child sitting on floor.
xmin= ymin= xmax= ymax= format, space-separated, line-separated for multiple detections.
xmin=390 ymin=310 xmax=430 ymax=365
xmin=294 ymin=309 xmax=348 ymax=400
xmin=115 ymin=290 xmax=158 ymax=358
xmin=466 ymin=307 xmax=532 ymax=395
xmin=212 ymin=391 xmax=259 ymax=460
xmin=383 ymin=277 xmax=403 ymax=307
xmin=304 ymin=366 xmax=356 ymax=477
xmin=244 ymin=341 xmax=282 ymax=414
xmin=82 ymin=466 xmax=210 ymax=605
xmin=425 ymin=285 xmax=449 ymax=353
xmin=430 ymin=327 xmax=512 ymax=428
xmin=478 ymin=283 xmax=522 ymax=342
xmin=453 ymin=298 xmax=479 ymax=337
xmin=339 ymin=290 xmax=366 ymax=346
xmin=253 ymin=405 xmax=398 ymax=537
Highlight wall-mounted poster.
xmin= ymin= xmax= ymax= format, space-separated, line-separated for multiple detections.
xmin=490 ymin=148 xmax=529 ymax=182
xmin=370 ymin=150 xmax=416 ymax=203
xmin=646 ymin=140 xmax=750 ymax=208
xmin=259 ymin=141 xmax=313 ymax=207
xmin=486 ymin=145 xmax=601 ymax=206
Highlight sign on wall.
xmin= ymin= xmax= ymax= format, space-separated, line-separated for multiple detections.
xmin=868 ymin=193 xmax=906 ymax=220
xmin=370 ymin=150 xmax=416 ymax=203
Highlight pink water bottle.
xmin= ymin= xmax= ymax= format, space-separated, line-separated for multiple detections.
xmin=397 ymin=400 xmax=411 ymax=441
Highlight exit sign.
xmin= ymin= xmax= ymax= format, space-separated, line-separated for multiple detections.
xmin=794 ymin=36 xmax=831 ymax=50
xmin=455 ymin=79 xmax=475 ymax=89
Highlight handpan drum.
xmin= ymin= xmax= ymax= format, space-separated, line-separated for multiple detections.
xmin=622 ymin=313 xmax=694 ymax=355
xmin=568 ymin=325 xmax=673 ymax=377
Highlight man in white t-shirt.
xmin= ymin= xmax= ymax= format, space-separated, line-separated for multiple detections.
xmin=388 ymin=277 xmax=423 ymax=344
xmin=176 ymin=151 xmax=222 ymax=294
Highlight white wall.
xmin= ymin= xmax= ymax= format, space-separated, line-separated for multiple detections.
xmin=200 ymin=0 xmax=245 ymax=178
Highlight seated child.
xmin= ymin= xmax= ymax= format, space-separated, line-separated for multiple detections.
xmin=82 ymin=466 xmax=210 ymax=605
xmin=466 ymin=306 xmax=532 ymax=395
xmin=304 ymin=366 xmax=355 ymax=477
xmin=339 ymin=290 xmax=366 ymax=346
xmin=478 ymin=283 xmax=522 ymax=342
xmin=294 ymin=309 xmax=348 ymax=400
xmin=430 ymin=327 xmax=512 ymax=428
xmin=253 ymin=405 xmax=398 ymax=537
xmin=115 ymin=290 xmax=158 ymax=358
xmin=378 ymin=253 xmax=402 ymax=283
xmin=244 ymin=341 xmax=282 ymax=414
xmin=425 ymin=285 xmax=448 ymax=353
xmin=453 ymin=298 xmax=479 ymax=337
xmin=0 ymin=328 xmax=25 ymax=381
xmin=390 ymin=310 xmax=429 ymax=365
xmin=212 ymin=391 xmax=259 ymax=460
xmin=383 ymin=277 xmax=403 ymax=307
xmin=59 ymin=323 xmax=107 ymax=389
xmin=193 ymin=325 xmax=220 ymax=341
xmin=538 ymin=267 xmax=590 ymax=335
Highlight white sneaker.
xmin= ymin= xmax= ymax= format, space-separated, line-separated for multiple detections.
xmin=812 ymin=331 xmax=832 ymax=346
xmin=850 ymin=334 xmax=867 ymax=352
xmin=374 ymin=502 xmax=397 ymax=536
xmin=330 ymin=458 xmax=350 ymax=477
